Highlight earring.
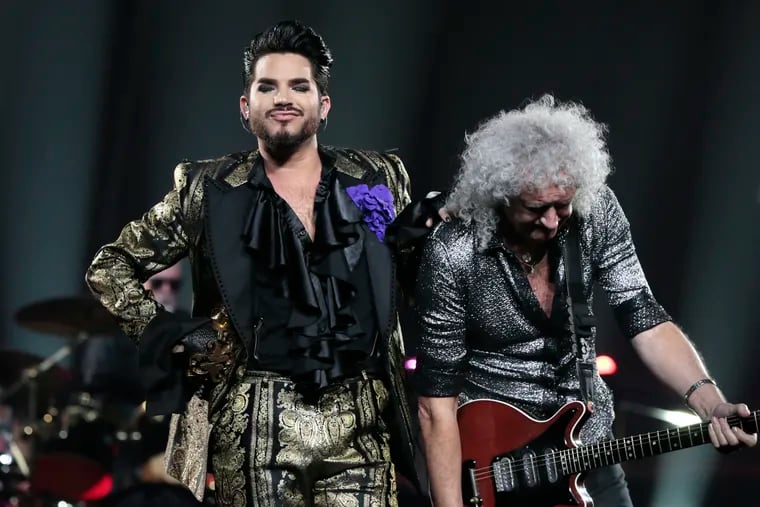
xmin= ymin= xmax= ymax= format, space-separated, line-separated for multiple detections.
xmin=239 ymin=112 xmax=252 ymax=133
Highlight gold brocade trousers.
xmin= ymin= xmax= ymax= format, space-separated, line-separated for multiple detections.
xmin=209 ymin=371 xmax=397 ymax=507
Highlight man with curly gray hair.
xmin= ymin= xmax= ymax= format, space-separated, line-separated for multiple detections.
xmin=414 ymin=95 xmax=756 ymax=506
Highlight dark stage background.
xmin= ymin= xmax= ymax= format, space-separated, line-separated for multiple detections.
xmin=1 ymin=1 xmax=759 ymax=505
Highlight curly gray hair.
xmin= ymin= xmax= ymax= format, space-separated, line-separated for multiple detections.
xmin=446 ymin=94 xmax=612 ymax=249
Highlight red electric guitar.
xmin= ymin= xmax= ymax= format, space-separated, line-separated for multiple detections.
xmin=457 ymin=399 xmax=758 ymax=507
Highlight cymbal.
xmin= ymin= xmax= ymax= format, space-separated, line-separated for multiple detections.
xmin=15 ymin=296 xmax=120 ymax=336
xmin=0 ymin=349 xmax=70 ymax=411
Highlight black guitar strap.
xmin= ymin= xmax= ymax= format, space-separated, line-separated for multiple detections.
xmin=562 ymin=216 xmax=597 ymax=406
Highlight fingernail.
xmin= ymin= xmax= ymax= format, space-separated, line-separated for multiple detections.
xmin=444 ymin=217 xmax=451 ymax=222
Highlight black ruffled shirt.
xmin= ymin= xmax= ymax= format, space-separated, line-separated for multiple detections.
xmin=242 ymin=156 xmax=381 ymax=389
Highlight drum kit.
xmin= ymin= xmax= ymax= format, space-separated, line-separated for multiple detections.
xmin=0 ymin=296 xmax=173 ymax=507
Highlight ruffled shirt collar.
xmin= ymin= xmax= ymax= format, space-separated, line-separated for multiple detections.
xmin=240 ymin=155 xmax=377 ymax=389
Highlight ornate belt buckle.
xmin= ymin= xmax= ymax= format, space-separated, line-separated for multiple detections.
xmin=188 ymin=307 xmax=235 ymax=383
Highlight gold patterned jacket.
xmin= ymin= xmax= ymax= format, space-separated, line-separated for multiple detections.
xmin=85 ymin=146 xmax=422 ymax=500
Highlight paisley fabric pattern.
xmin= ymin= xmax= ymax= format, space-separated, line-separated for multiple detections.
xmin=209 ymin=372 xmax=396 ymax=507
xmin=85 ymin=146 xmax=418 ymax=502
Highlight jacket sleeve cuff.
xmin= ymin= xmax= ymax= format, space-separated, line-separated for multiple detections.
xmin=138 ymin=310 xmax=210 ymax=416
xmin=385 ymin=192 xmax=446 ymax=250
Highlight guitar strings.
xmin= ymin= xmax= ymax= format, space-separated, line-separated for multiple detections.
xmin=469 ymin=413 xmax=748 ymax=481
xmin=470 ymin=426 xmax=708 ymax=481
xmin=467 ymin=412 xmax=750 ymax=481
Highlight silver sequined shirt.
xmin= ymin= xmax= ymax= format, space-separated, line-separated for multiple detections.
xmin=414 ymin=186 xmax=671 ymax=443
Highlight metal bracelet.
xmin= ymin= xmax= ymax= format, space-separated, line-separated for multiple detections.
xmin=683 ymin=378 xmax=717 ymax=405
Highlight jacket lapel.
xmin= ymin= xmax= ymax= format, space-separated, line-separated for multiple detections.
xmin=203 ymin=168 xmax=258 ymax=348
xmin=333 ymin=164 xmax=396 ymax=340
xmin=364 ymin=226 xmax=395 ymax=338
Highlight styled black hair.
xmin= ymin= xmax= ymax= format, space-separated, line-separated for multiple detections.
xmin=242 ymin=20 xmax=333 ymax=96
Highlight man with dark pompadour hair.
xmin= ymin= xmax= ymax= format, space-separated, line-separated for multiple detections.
xmin=87 ymin=19 xmax=439 ymax=507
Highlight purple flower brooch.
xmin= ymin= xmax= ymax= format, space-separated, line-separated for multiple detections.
xmin=345 ymin=184 xmax=396 ymax=241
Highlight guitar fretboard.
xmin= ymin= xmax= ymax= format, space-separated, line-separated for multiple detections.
xmin=557 ymin=410 xmax=758 ymax=475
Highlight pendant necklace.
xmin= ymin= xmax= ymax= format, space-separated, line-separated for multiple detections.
xmin=516 ymin=251 xmax=540 ymax=274
xmin=501 ymin=236 xmax=542 ymax=274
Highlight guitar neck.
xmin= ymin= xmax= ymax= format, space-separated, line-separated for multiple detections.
xmin=559 ymin=410 xmax=759 ymax=475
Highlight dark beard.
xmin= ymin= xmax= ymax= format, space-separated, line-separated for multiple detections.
xmin=250 ymin=115 xmax=320 ymax=161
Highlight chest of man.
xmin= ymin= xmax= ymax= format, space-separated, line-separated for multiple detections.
xmin=463 ymin=252 xmax=575 ymax=352
xmin=269 ymin=178 xmax=319 ymax=239
xmin=525 ymin=259 xmax=556 ymax=318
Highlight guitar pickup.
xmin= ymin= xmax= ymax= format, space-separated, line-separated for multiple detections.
xmin=493 ymin=455 xmax=516 ymax=492
xmin=545 ymin=448 xmax=561 ymax=483
xmin=520 ymin=449 xmax=539 ymax=488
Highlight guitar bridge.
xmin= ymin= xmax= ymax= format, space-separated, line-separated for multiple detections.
xmin=462 ymin=459 xmax=483 ymax=506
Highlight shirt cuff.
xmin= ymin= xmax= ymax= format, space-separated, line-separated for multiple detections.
xmin=139 ymin=310 xmax=211 ymax=416
xmin=412 ymin=363 xmax=463 ymax=397
xmin=612 ymin=291 xmax=672 ymax=339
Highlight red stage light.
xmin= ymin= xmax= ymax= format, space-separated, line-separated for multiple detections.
xmin=404 ymin=357 xmax=417 ymax=371
xmin=80 ymin=474 xmax=114 ymax=501
xmin=596 ymin=354 xmax=618 ymax=376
